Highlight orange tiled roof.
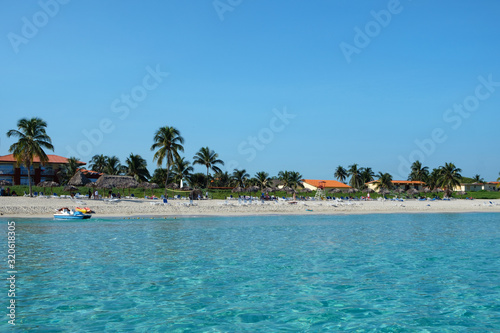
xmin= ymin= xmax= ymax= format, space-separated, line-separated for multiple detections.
xmin=367 ymin=180 xmax=426 ymax=185
xmin=79 ymin=168 xmax=102 ymax=176
xmin=0 ymin=154 xmax=85 ymax=165
xmin=302 ymin=179 xmax=351 ymax=188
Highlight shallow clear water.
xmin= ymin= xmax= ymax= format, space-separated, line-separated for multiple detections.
xmin=1 ymin=213 xmax=500 ymax=332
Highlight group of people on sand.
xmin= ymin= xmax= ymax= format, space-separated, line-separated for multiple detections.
xmin=0 ymin=187 xmax=16 ymax=196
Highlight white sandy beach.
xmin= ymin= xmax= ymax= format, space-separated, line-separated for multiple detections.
xmin=1 ymin=196 xmax=499 ymax=218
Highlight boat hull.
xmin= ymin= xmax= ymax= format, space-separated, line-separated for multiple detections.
xmin=53 ymin=214 xmax=92 ymax=220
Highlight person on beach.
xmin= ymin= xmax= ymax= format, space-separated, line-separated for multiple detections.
xmin=94 ymin=190 xmax=98 ymax=199
xmin=88 ymin=189 xmax=92 ymax=199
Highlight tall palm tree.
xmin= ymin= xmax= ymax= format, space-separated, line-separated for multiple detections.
xmin=171 ymin=157 xmax=194 ymax=184
xmin=409 ymin=160 xmax=429 ymax=182
xmin=437 ymin=162 xmax=462 ymax=197
xmin=360 ymin=167 xmax=375 ymax=187
xmin=151 ymin=126 xmax=184 ymax=196
xmin=58 ymin=156 xmax=81 ymax=185
xmin=232 ymin=169 xmax=249 ymax=188
xmin=288 ymin=171 xmax=304 ymax=191
xmin=7 ymin=117 xmax=54 ymax=197
xmin=254 ymin=171 xmax=270 ymax=190
xmin=278 ymin=170 xmax=291 ymax=188
xmin=472 ymin=174 xmax=485 ymax=183
xmin=334 ymin=165 xmax=348 ymax=183
xmin=213 ymin=171 xmax=231 ymax=187
xmin=88 ymin=154 xmax=107 ymax=173
xmin=193 ymin=147 xmax=224 ymax=189
xmin=426 ymin=168 xmax=440 ymax=190
xmin=105 ymin=156 xmax=124 ymax=175
xmin=125 ymin=153 xmax=151 ymax=182
xmin=374 ymin=172 xmax=393 ymax=192
xmin=348 ymin=164 xmax=362 ymax=189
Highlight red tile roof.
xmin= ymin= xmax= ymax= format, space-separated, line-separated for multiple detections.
xmin=367 ymin=180 xmax=426 ymax=185
xmin=302 ymin=179 xmax=351 ymax=188
xmin=0 ymin=154 xmax=85 ymax=165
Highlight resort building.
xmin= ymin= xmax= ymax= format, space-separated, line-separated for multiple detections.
xmin=366 ymin=180 xmax=426 ymax=192
xmin=453 ymin=182 xmax=500 ymax=192
xmin=301 ymin=179 xmax=352 ymax=191
xmin=79 ymin=169 xmax=102 ymax=182
xmin=0 ymin=154 xmax=85 ymax=185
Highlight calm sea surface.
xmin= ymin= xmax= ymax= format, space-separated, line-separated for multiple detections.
xmin=1 ymin=213 xmax=500 ymax=332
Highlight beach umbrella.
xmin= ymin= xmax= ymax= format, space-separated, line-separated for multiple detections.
xmin=0 ymin=180 xmax=12 ymax=186
xmin=37 ymin=180 xmax=59 ymax=194
xmin=247 ymin=185 xmax=260 ymax=193
xmin=378 ymin=188 xmax=390 ymax=195
xmin=422 ymin=187 xmax=431 ymax=193
xmin=67 ymin=171 xmax=92 ymax=186
xmin=190 ymin=189 xmax=202 ymax=200
xmin=329 ymin=188 xmax=341 ymax=193
xmin=394 ymin=188 xmax=405 ymax=194
xmin=261 ymin=187 xmax=274 ymax=194
xmin=166 ymin=183 xmax=179 ymax=189
xmin=407 ymin=188 xmax=419 ymax=195
xmin=95 ymin=175 xmax=139 ymax=190
xmin=347 ymin=188 xmax=358 ymax=194
xmin=64 ymin=185 xmax=78 ymax=192
xmin=181 ymin=186 xmax=192 ymax=191
xmin=232 ymin=186 xmax=244 ymax=193
xmin=282 ymin=186 xmax=295 ymax=193
xmin=300 ymin=188 xmax=312 ymax=193
xmin=362 ymin=188 xmax=374 ymax=193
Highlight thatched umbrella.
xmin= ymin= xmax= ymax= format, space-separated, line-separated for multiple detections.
xmin=190 ymin=189 xmax=202 ymax=200
xmin=0 ymin=180 xmax=12 ymax=186
xmin=37 ymin=180 xmax=60 ymax=194
xmin=68 ymin=171 xmax=91 ymax=187
xmin=300 ymin=188 xmax=312 ymax=193
xmin=261 ymin=187 xmax=274 ymax=194
xmin=407 ymin=188 xmax=420 ymax=195
xmin=362 ymin=188 xmax=374 ymax=193
xmin=95 ymin=175 xmax=138 ymax=189
xmin=166 ymin=183 xmax=179 ymax=189
xmin=232 ymin=186 xmax=244 ymax=193
xmin=329 ymin=188 xmax=341 ymax=193
xmin=393 ymin=188 xmax=405 ymax=194
xmin=181 ymin=186 xmax=192 ymax=191
xmin=347 ymin=188 xmax=358 ymax=194
xmin=378 ymin=188 xmax=390 ymax=195
xmin=247 ymin=185 xmax=260 ymax=193
xmin=64 ymin=185 xmax=78 ymax=192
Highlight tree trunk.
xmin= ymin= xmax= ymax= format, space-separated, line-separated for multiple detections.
xmin=164 ymin=166 xmax=170 ymax=198
xmin=26 ymin=161 xmax=33 ymax=197
xmin=206 ymin=167 xmax=209 ymax=189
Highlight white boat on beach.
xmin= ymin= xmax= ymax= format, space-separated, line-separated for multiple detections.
xmin=53 ymin=207 xmax=92 ymax=220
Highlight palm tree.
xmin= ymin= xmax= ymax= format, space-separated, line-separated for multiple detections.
xmin=232 ymin=169 xmax=249 ymax=188
xmin=426 ymin=168 xmax=440 ymax=191
xmin=151 ymin=126 xmax=184 ymax=196
xmin=213 ymin=171 xmax=231 ymax=187
xmin=151 ymin=168 xmax=168 ymax=186
xmin=409 ymin=160 xmax=429 ymax=182
xmin=88 ymin=154 xmax=107 ymax=173
xmin=105 ymin=156 xmax=124 ymax=175
xmin=472 ymin=174 xmax=485 ymax=183
xmin=58 ymin=156 xmax=81 ymax=185
xmin=334 ymin=166 xmax=348 ymax=183
xmin=373 ymin=172 xmax=393 ymax=192
xmin=437 ymin=162 xmax=462 ymax=197
xmin=278 ymin=170 xmax=291 ymax=188
xmin=360 ymin=167 xmax=375 ymax=187
xmin=187 ymin=173 xmax=207 ymax=189
xmin=125 ymin=153 xmax=151 ymax=182
xmin=254 ymin=171 xmax=270 ymax=190
xmin=7 ymin=117 xmax=54 ymax=197
xmin=348 ymin=164 xmax=362 ymax=189
xmin=288 ymin=171 xmax=304 ymax=191
xmin=171 ymin=157 xmax=194 ymax=184
xmin=193 ymin=147 xmax=224 ymax=189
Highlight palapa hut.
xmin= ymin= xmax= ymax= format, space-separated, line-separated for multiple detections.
xmin=95 ymin=175 xmax=139 ymax=195
xmin=68 ymin=171 xmax=92 ymax=187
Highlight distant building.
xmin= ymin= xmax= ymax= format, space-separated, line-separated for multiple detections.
xmin=301 ymin=179 xmax=351 ymax=191
xmin=79 ymin=168 xmax=102 ymax=182
xmin=366 ymin=180 xmax=426 ymax=192
xmin=454 ymin=182 xmax=500 ymax=192
xmin=0 ymin=154 xmax=85 ymax=185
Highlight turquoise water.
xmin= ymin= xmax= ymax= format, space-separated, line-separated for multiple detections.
xmin=2 ymin=213 xmax=500 ymax=332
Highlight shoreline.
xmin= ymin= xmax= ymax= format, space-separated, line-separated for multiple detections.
xmin=1 ymin=196 xmax=499 ymax=219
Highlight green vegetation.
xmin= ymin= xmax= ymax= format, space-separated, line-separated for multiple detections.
xmin=6 ymin=117 xmax=54 ymax=197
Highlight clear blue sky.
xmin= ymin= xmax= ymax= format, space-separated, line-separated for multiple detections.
xmin=1 ymin=0 xmax=499 ymax=181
